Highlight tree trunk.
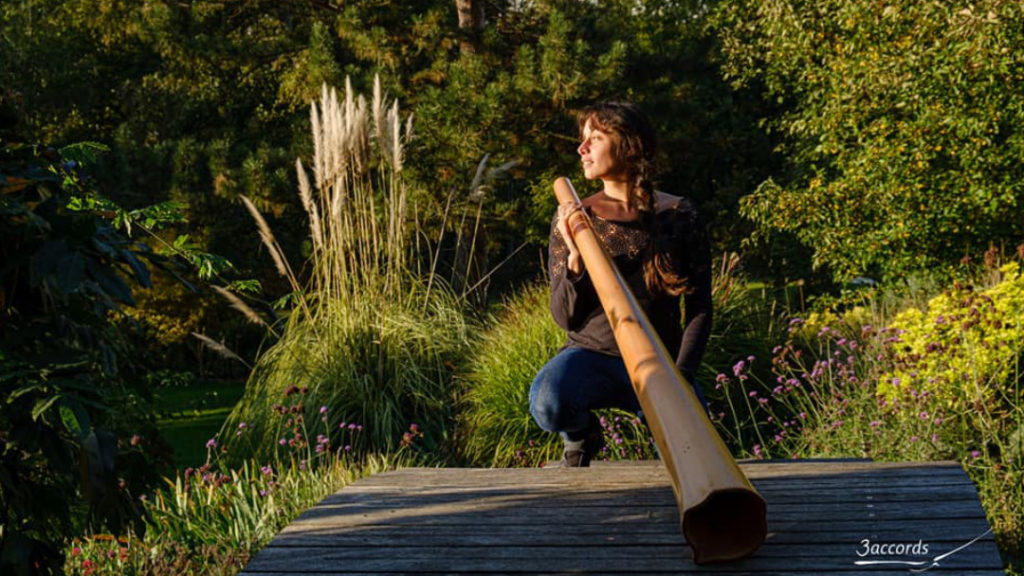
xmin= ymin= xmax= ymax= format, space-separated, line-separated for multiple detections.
xmin=454 ymin=0 xmax=484 ymax=54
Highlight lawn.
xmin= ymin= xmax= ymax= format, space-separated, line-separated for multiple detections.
xmin=156 ymin=379 xmax=247 ymax=468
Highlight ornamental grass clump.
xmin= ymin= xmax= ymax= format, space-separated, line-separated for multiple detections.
xmin=222 ymin=76 xmax=468 ymax=462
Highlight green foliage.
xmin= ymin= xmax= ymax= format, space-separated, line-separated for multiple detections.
xmin=880 ymin=261 xmax=1024 ymax=410
xmin=1 ymin=141 xmax=168 ymax=574
xmin=459 ymin=283 xmax=565 ymax=466
xmin=63 ymin=452 xmax=393 ymax=575
xmin=715 ymin=273 xmax=1023 ymax=566
xmin=715 ymin=0 xmax=1024 ymax=281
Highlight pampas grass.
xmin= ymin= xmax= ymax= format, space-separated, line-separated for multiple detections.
xmin=223 ymin=75 xmax=469 ymax=461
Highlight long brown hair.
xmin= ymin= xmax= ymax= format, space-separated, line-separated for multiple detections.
xmin=578 ymin=101 xmax=692 ymax=296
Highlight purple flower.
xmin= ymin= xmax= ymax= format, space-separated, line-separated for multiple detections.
xmin=348 ymin=423 xmax=357 ymax=430
xmin=206 ymin=438 xmax=217 ymax=449
xmin=869 ymin=420 xmax=881 ymax=428
xmin=753 ymin=444 xmax=763 ymax=459
xmin=238 ymin=422 xmax=247 ymax=430
xmin=279 ymin=438 xmax=288 ymax=446
xmin=715 ymin=373 xmax=728 ymax=384
xmin=261 ymin=465 xmax=273 ymax=475
xmin=970 ymin=450 xmax=981 ymax=460
xmin=320 ymin=406 xmax=328 ymax=414
xmin=733 ymin=361 xmax=746 ymax=377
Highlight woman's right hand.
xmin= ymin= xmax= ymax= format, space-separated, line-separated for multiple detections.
xmin=556 ymin=202 xmax=584 ymax=277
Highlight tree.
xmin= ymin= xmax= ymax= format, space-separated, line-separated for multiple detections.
xmin=714 ymin=0 xmax=1024 ymax=280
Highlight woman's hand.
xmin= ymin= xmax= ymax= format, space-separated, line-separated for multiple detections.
xmin=556 ymin=202 xmax=584 ymax=277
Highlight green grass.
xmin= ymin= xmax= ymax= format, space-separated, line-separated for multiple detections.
xmin=157 ymin=380 xmax=246 ymax=468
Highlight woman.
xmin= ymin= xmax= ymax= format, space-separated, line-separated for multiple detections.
xmin=530 ymin=101 xmax=713 ymax=467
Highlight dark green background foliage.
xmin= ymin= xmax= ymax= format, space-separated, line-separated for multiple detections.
xmin=0 ymin=0 xmax=774 ymax=310
xmin=0 ymin=141 xmax=171 ymax=575
xmin=714 ymin=0 xmax=1024 ymax=281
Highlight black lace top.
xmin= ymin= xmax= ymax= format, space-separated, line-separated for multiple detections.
xmin=548 ymin=196 xmax=713 ymax=383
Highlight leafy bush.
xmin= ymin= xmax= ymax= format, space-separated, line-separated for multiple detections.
xmin=879 ymin=261 xmax=1024 ymax=410
xmin=1 ymin=141 xmax=169 ymax=574
xmin=716 ymin=0 xmax=1024 ymax=280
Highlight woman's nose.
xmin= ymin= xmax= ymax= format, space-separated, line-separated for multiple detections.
xmin=577 ymin=141 xmax=588 ymax=156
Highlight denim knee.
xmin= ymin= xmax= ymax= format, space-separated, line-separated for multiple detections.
xmin=529 ymin=371 xmax=572 ymax=432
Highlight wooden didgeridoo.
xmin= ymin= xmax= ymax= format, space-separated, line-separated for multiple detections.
xmin=554 ymin=177 xmax=766 ymax=564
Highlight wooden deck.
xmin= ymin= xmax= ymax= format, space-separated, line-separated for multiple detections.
xmin=240 ymin=460 xmax=1004 ymax=575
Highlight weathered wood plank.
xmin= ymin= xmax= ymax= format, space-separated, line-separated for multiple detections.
xmin=321 ymin=481 xmax=978 ymax=507
xmin=269 ymin=517 xmax=995 ymax=547
xmin=241 ymin=460 xmax=1002 ymax=575
xmin=242 ymin=540 xmax=1001 ymax=572
xmin=285 ymin=498 xmax=985 ymax=528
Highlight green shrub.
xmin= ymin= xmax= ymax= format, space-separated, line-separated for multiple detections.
xmin=879 ymin=261 xmax=1024 ymax=410
xmin=717 ymin=0 xmax=1024 ymax=281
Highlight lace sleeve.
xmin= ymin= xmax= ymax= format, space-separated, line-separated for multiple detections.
xmin=548 ymin=211 xmax=599 ymax=332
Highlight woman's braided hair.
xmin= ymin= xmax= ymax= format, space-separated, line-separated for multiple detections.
xmin=578 ymin=101 xmax=692 ymax=296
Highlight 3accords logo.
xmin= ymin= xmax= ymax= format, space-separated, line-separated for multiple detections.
xmin=857 ymin=539 xmax=929 ymax=557
xmin=853 ymin=529 xmax=992 ymax=572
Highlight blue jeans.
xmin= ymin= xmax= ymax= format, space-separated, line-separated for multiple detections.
xmin=529 ymin=346 xmax=708 ymax=442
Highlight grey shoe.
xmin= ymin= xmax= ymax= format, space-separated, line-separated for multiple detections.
xmin=558 ymin=428 xmax=605 ymax=467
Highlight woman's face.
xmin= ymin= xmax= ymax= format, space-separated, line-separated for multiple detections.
xmin=578 ymin=119 xmax=625 ymax=182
